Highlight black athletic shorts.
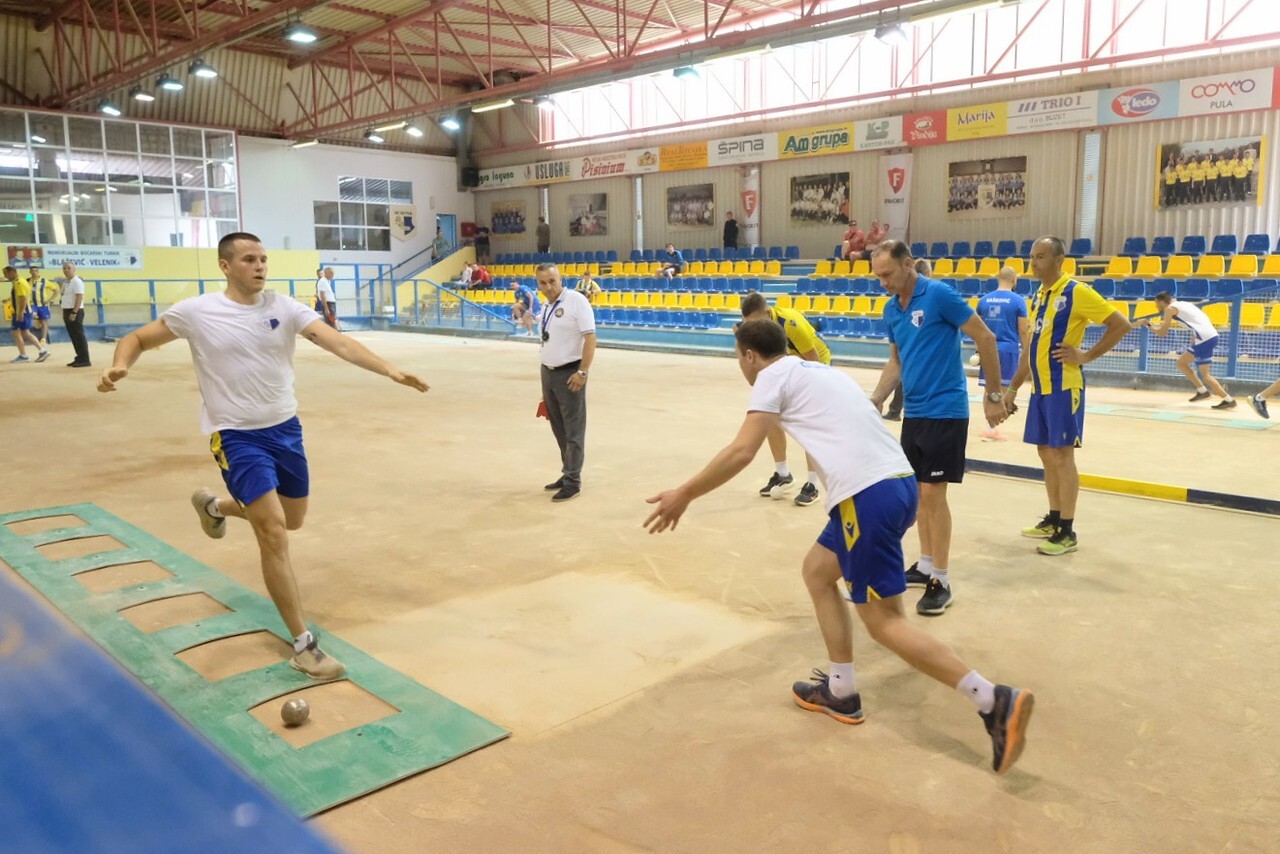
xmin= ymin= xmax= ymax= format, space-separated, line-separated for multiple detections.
xmin=900 ymin=417 xmax=968 ymax=484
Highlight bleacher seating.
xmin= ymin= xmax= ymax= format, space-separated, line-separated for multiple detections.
xmin=950 ymin=241 xmax=972 ymax=259
xmin=1121 ymin=236 xmax=1149 ymax=257
xmin=1176 ymin=278 xmax=1210 ymax=300
xmin=1210 ymin=235 xmax=1238 ymax=256
xmin=1243 ymin=234 xmax=1272 ymax=255
xmin=996 ymin=240 xmax=1018 ymax=258
xmin=1150 ymin=236 xmax=1176 ymax=257
xmin=1019 ymin=239 xmax=1035 ymax=256
xmin=1180 ymin=235 xmax=1207 ymax=257
xmin=1068 ymin=238 xmax=1094 ymax=257
xmin=929 ymin=241 xmax=949 ymax=259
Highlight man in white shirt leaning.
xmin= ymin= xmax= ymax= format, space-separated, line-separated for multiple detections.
xmin=60 ymin=261 xmax=90 ymax=367
xmin=98 ymin=232 xmax=428 ymax=680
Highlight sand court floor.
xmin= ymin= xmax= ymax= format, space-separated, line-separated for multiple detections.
xmin=1 ymin=332 xmax=1276 ymax=852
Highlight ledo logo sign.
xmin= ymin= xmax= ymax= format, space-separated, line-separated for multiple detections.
xmin=1111 ymin=88 xmax=1161 ymax=118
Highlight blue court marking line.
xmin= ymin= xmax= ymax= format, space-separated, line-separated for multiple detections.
xmin=965 ymin=393 xmax=1275 ymax=431
xmin=966 ymin=459 xmax=1280 ymax=516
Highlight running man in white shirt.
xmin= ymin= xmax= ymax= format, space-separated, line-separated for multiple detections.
xmin=1138 ymin=292 xmax=1235 ymax=409
xmin=97 ymin=232 xmax=428 ymax=680
xmin=643 ymin=319 xmax=1034 ymax=775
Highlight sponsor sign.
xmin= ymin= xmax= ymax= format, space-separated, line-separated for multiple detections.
xmin=476 ymin=166 xmax=521 ymax=189
xmin=1178 ymin=68 xmax=1274 ymax=117
xmin=627 ymin=148 xmax=660 ymax=173
xmin=576 ymin=152 xmax=628 ymax=180
xmin=946 ymin=102 xmax=1007 ymax=141
xmin=1007 ymin=91 xmax=1099 ymax=134
xmin=903 ymin=111 xmax=947 ymax=146
xmin=1098 ymin=82 xmax=1178 ymax=124
xmin=659 ymin=142 xmax=709 ymax=171
xmin=5 ymin=244 xmax=143 ymax=269
xmin=708 ymin=133 xmax=777 ymax=166
xmin=741 ymin=166 xmax=760 ymax=248
xmin=777 ymin=122 xmax=855 ymax=158
xmin=854 ymin=116 xmax=903 ymax=151
xmin=878 ymin=153 xmax=913 ymax=238
xmin=524 ymin=159 xmax=574 ymax=183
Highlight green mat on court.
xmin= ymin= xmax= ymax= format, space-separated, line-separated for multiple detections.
xmin=0 ymin=503 xmax=509 ymax=816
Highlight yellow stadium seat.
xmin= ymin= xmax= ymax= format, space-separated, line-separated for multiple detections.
xmin=708 ymin=294 xmax=726 ymax=310
xmin=676 ymin=293 xmax=693 ymax=308
xmin=1062 ymin=258 xmax=1077 ymax=276
xmin=1163 ymin=255 xmax=1194 ymax=278
xmin=1104 ymin=256 xmax=1134 ymax=277
xmin=687 ymin=261 xmax=704 ymax=275
xmin=634 ymin=293 xmax=651 ymax=307
xmin=1239 ymin=303 xmax=1266 ymax=328
xmin=811 ymin=296 xmax=832 ymax=314
xmin=619 ymin=292 xmax=635 ymax=306
xmin=733 ymin=261 xmax=750 ymax=275
xmin=832 ymin=296 xmax=853 ymax=314
xmin=775 ymin=294 xmax=793 ymax=310
xmin=1261 ymin=255 xmax=1280 ymax=276
xmin=664 ymin=293 xmax=682 ymax=308
xmin=851 ymin=259 xmax=871 ymax=276
xmin=932 ymin=258 xmax=954 ymax=276
xmin=1202 ymin=303 xmax=1230 ymax=327
xmin=1110 ymin=300 xmax=1135 ymax=319
xmin=1228 ymin=254 xmax=1259 ymax=277
xmin=692 ymin=293 xmax=709 ymax=309
xmin=1195 ymin=255 xmax=1225 ymax=277
xmin=954 ymin=258 xmax=977 ymax=277
xmin=749 ymin=260 xmax=766 ymax=274
xmin=976 ymin=258 xmax=1001 ymax=277
xmin=726 ymin=294 xmax=742 ymax=311
xmin=605 ymin=292 xmax=623 ymax=307
xmin=792 ymin=295 xmax=813 ymax=313
xmin=814 ymin=260 xmax=834 ymax=276
xmin=1266 ymin=304 xmax=1280 ymax=330
xmin=833 ymin=260 xmax=852 ymax=276
xmin=868 ymin=296 xmax=889 ymax=317
xmin=851 ymin=296 xmax=873 ymax=316
xmin=1134 ymin=256 xmax=1164 ymax=278
xmin=618 ymin=262 xmax=634 ymax=276
xmin=1002 ymin=258 xmax=1026 ymax=275
xmin=765 ymin=260 xmax=782 ymax=276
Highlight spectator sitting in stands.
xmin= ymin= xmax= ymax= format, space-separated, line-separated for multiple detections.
xmin=865 ymin=219 xmax=889 ymax=248
xmin=841 ymin=220 xmax=866 ymax=261
xmin=469 ymin=264 xmax=493 ymax=288
xmin=577 ymin=270 xmax=603 ymax=302
xmin=457 ymin=262 xmax=475 ymax=288
xmin=511 ymin=279 xmax=539 ymax=336
xmin=658 ymin=243 xmax=685 ymax=280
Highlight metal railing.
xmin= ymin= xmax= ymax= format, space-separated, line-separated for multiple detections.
xmin=398 ymin=279 xmax=515 ymax=333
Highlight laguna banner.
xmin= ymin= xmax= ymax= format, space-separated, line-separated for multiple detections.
xmin=878 ymin=153 xmax=913 ymax=241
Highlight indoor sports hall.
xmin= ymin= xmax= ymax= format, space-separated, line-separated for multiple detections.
xmin=1 ymin=1 xmax=1278 ymax=852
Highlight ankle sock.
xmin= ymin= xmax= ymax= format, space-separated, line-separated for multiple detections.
xmin=293 ymin=630 xmax=314 ymax=654
xmin=205 ymin=498 xmax=224 ymax=519
xmin=806 ymin=472 xmax=819 ymax=488
xmin=775 ymin=462 xmax=790 ymax=477
xmin=957 ymin=670 xmax=996 ymax=713
xmin=827 ymin=662 xmax=857 ymax=699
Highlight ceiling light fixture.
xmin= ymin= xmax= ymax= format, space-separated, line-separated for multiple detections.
xmin=439 ymin=115 xmax=461 ymax=132
xmin=364 ymin=128 xmax=385 ymax=143
xmin=189 ymin=58 xmax=218 ymax=79
xmin=129 ymin=85 xmax=155 ymax=102
xmin=874 ymin=23 xmax=909 ymax=44
xmin=673 ymin=66 xmax=700 ymax=80
xmin=157 ymin=73 xmax=184 ymax=92
xmin=470 ymin=98 xmax=514 ymax=113
xmin=291 ymin=139 xmax=319 ymax=148
xmin=97 ymin=100 xmax=122 ymax=117
xmin=283 ymin=22 xmax=318 ymax=44
xmin=404 ymin=123 xmax=424 ymax=138
xmin=534 ymin=95 xmax=555 ymax=111
xmin=374 ymin=120 xmax=407 ymax=132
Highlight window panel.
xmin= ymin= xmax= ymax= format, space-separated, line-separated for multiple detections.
xmin=67 ymin=117 xmax=103 ymax=149
xmin=207 ymin=191 xmax=237 ymax=219
xmin=366 ymin=203 xmax=389 ymax=228
xmin=0 ymin=110 xmax=27 ymax=144
xmin=35 ymin=211 xmax=70 ymax=244
xmin=390 ymin=180 xmax=412 ymax=204
xmin=366 ymin=229 xmax=390 ymax=252
xmin=205 ymin=131 xmax=234 ymax=161
xmin=28 ymin=116 xmax=67 ymax=147
xmin=315 ymin=226 xmax=340 ymax=250
xmin=209 ymin=160 xmax=236 ymax=190
xmin=340 ymin=201 xmax=365 ymax=226
xmin=340 ymin=227 xmax=366 ymax=251
xmin=74 ymin=214 xmax=111 ymax=245
xmin=178 ymin=189 xmax=207 ymax=217
xmin=338 ymin=176 xmax=364 ymax=201
xmin=0 ymin=211 xmax=37 ymax=243
xmin=139 ymin=124 xmax=171 ymax=155
xmin=215 ymin=220 xmax=239 ymax=240
xmin=313 ymin=200 xmax=340 ymax=225
xmin=103 ymin=121 xmax=138 ymax=153
xmin=176 ymin=160 xmax=207 ymax=188
xmin=364 ymin=178 xmax=389 ymax=201
xmin=172 ymin=128 xmax=203 ymax=158
xmin=67 ymin=149 xmax=108 ymax=184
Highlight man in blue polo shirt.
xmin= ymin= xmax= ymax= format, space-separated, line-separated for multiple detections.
xmin=870 ymin=240 xmax=1008 ymax=616
xmin=975 ymin=266 xmax=1028 ymax=441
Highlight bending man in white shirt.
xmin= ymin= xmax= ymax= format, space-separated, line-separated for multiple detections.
xmin=643 ymin=319 xmax=1034 ymax=775
xmin=98 ymin=232 xmax=428 ymax=679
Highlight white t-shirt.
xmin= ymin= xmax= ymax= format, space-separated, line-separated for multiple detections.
xmin=315 ymin=277 xmax=335 ymax=303
xmin=161 ymin=290 xmax=322 ymax=434
xmin=61 ymin=275 xmax=85 ymax=309
xmin=1170 ymin=300 xmax=1218 ymax=343
xmin=748 ymin=356 xmax=913 ymax=512
xmin=539 ymin=288 xmax=596 ymax=368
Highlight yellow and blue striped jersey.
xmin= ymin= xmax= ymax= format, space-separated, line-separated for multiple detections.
xmin=770 ymin=305 xmax=831 ymax=365
xmin=1027 ymin=275 xmax=1117 ymax=394
xmin=29 ymin=276 xmax=55 ymax=307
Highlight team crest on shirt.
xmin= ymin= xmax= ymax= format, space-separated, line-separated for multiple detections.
xmin=910 ymin=309 xmax=924 ymax=328
xmin=261 ymin=317 xmax=281 ymax=331
xmin=1054 ymin=297 xmax=1067 ymax=312
xmin=554 ymin=307 xmax=565 ymax=317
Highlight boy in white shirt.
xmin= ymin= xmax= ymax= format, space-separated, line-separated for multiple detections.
xmin=98 ymin=232 xmax=428 ymax=679
xmin=644 ymin=319 xmax=1034 ymax=775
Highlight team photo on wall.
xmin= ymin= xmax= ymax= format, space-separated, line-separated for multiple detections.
xmin=1155 ymin=135 xmax=1265 ymax=209
xmin=490 ymin=200 xmax=527 ymax=234
xmin=789 ymin=172 xmax=850 ymax=225
xmin=946 ymin=156 xmax=1027 ymax=217
xmin=568 ymin=193 xmax=608 ymax=236
xmin=666 ymin=184 xmax=715 ymax=227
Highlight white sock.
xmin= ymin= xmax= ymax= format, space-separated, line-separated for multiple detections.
xmin=775 ymin=462 xmax=790 ymax=477
xmin=806 ymin=472 xmax=819 ymax=488
xmin=957 ymin=670 xmax=996 ymax=713
xmin=293 ymin=630 xmax=314 ymax=654
xmin=1196 ymin=385 xmax=1208 ymax=393
xmin=827 ymin=662 xmax=857 ymax=698
xmin=919 ymin=555 xmax=934 ymax=574
xmin=932 ymin=566 xmax=950 ymax=588
xmin=1223 ymin=395 xmax=1234 ymax=402
xmin=205 ymin=498 xmax=224 ymax=519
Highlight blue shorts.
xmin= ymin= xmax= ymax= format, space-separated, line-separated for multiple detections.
xmin=11 ymin=313 xmax=31 ymax=331
xmin=209 ymin=416 xmax=309 ymax=506
xmin=979 ymin=346 xmax=1020 ymax=387
xmin=1024 ymin=388 xmax=1085 ymax=448
xmin=1184 ymin=337 xmax=1218 ymax=365
xmin=816 ymin=476 xmax=918 ymax=604
xmin=33 ymin=306 xmax=50 ymax=321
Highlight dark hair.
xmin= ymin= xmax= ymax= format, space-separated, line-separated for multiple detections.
xmin=217 ymin=231 xmax=262 ymax=261
xmin=1154 ymin=291 xmax=1173 ymax=303
xmin=2 ymin=266 xmax=15 ymax=277
xmin=734 ymin=318 xmax=787 ymax=359
xmin=740 ymin=292 xmax=768 ymax=316
xmin=913 ymin=258 xmax=932 ymax=276
xmin=1034 ymin=236 xmax=1066 ymax=258
xmin=870 ymin=239 xmax=912 ymax=263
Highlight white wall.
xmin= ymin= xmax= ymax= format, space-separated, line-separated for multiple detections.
xmin=473 ymin=186 xmax=542 ymax=256
xmin=237 ymin=137 xmax=473 ymax=268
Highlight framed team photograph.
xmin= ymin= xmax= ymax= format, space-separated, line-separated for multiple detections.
xmin=569 ymin=193 xmax=608 ymax=236
xmin=789 ymin=172 xmax=850 ymax=225
xmin=666 ymin=184 xmax=715 ymax=227
xmin=1154 ymin=135 xmax=1265 ymax=210
xmin=490 ymin=200 xmax=526 ymax=235
xmin=947 ymin=156 xmax=1027 ymax=219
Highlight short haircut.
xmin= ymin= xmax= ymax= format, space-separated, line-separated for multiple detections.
xmin=217 ymin=231 xmax=262 ymax=261
xmin=913 ymin=258 xmax=932 ymax=276
xmin=2 ymin=266 xmax=15 ymax=277
xmin=1035 ymin=236 xmax=1066 ymax=258
xmin=735 ymin=318 xmax=787 ymax=359
xmin=998 ymin=265 xmax=1018 ymax=281
xmin=740 ymin=291 xmax=769 ymax=316
xmin=1154 ymin=291 xmax=1173 ymax=303
xmin=870 ymin=239 xmax=911 ymax=263
xmin=534 ymin=263 xmax=559 ymax=276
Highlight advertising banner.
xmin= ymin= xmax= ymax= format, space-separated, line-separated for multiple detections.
xmin=5 ymin=244 xmax=143 ymax=269
xmin=855 ymin=116 xmax=903 ymax=151
xmin=524 ymin=159 xmax=575 ymax=184
xmin=476 ymin=166 xmax=522 ymax=190
xmin=947 ymin=102 xmax=1008 ymax=141
xmin=576 ymin=152 xmax=628 ymax=180
xmin=1007 ymin=91 xmax=1099 ymax=134
xmin=708 ymin=133 xmax=777 ymax=166
xmin=659 ymin=143 xmax=709 ymax=171
xmin=878 ymin=153 xmax=913 ymax=240
xmin=777 ymin=122 xmax=855 ymax=159
xmin=903 ymin=111 xmax=947 ymax=146
xmin=1177 ymin=68 xmax=1274 ymax=117
xmin=741 ymin=166 xmax=760 ymax=249
xmin=1097 ymin=82 xmax=1179 ymax=124
xmin=626 ymin=148 xmax=660 ymax=174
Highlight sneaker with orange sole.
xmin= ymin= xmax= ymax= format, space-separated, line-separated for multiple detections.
xmin=791 ymin=669 xmax=864 ymax=725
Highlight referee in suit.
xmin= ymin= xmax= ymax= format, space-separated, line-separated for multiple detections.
xmin=536 ymin=263 xmax=596 ymax=502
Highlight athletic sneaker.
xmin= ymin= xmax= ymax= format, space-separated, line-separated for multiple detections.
xmin=1249 ymin=394 xmax=1270 ymax=420
xmin=794 ymin=482 xmax=820 ymax=507
xmin=758 ymin=471 xmax=794 ymax=497
xmin=904 ymin=561 xmax=930 ymax=588
xmin=544 ymin=477 xmax=564 ymax=491
xmin=1211 ymin=398 xmax=1237 ymax=410
xmin=34 ymin=350 xmax=50 ymax=363
xmin=190 ymin=488 xmax=226 ymax=539
xmin=1037 ymin=530 xmax=1078 ymax=556
xmin=552 ymin=484 xmax=580 ymax=502
xmin=981 ymin=685 xmax=1035 ymax=775
xmin=9 ymin=355 xmax=28 ymax=363
xmin=791 ymin=669 xmax=864 ymax=725
xmin=1189 ymin=390 xmax=1211 ymax=402
xmin=1020 ymin=514 xmax=1057 ymax=539
xmin=290 ymin=638 xmax=346 ymax=681
xmin=917 ymin=578 xmax=953 ymax=615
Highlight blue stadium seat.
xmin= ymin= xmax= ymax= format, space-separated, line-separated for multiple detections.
xmin=1242 ymin=234 xmax=1271 ymax=255
xmin=625 ymin=308 xmax=643 ymax=325
xmin=910 ymin=241 xmax=928 ymax=259
xmin=641 ymin=249 xmax=656 ymax=262
xmin=1090 ymin=278 xmax=1115 ymax=298
xmin=606 ymin=250 xmax=618 ymax=262
xmin=995 ymin=240 xmax=1017 ymax=258
xmin=829 ymin=278 xmax=851 ymax=295
xmin=851 ymin=317 xmax=873 ymax=337
xmin=1179 ymin=235 xmax=1206 ymax=257
xmin=849 ymin=277 xmax=872 ymax=295
xmin=713 ymin=277 xmax=729 ymax=293
xmin=746 ymin=277 xmax=762 ymax=291
xmin=957 ymin=278 xmax=982 ymax=297
xmin=753 ymin=246 xmax=767 ymax=260
xmin=1210 ymin=235 xmax=1238 ymax=256
xmin=826 ymin=316 xmax=852 ymax=336
xmin=768 ymin=246 xmax=784 ymax=260
xmin=1019 ymin=239 xmax=1035 ymax=256
xmin=1210 ymin=278 xmax=1243 ymax=299
xmin=786 ymin=246 xmax=800 ymax=260
xmin=1122 ymin=236 xmax=1149 ymax=257
xmin=1176 ymin=278 xmax=1209 ymax=300
xmin=1150 ymin=236 xmax=1175 ymax=257
xmin=1068 ymin=238 xmax=1093 ymax=257
xmin=693 ymin=248 xmax=708 ymax=261
xmin=929 ymin=242 xmax=949 ymax=259
xmin=1147 ymin=277 xmax=1173 ymax=298
xmin=976 ymin=277 xmax=998 ymax=295
xmin=709 ymin=248 xmax=723 ymax=261
xmin=796 ymin=278 xmax=814 ymax=294
xmin=1116 ymin=278 xmax=1145 ymax=299
xmin=950 ymin=241 xmax=972 ymax=259
xmin=1014 ymin=278 xmax=1033 ymax=296
xmin=871 ymin=318 xmax=890 ymax=338
xmin=973 ymin=241 xmax=994 ymax=259
xmin=832 ymin=244 xmax=844 ymax=260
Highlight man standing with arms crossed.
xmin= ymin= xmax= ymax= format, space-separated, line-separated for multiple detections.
xmin=98 ymin=232 xmax=428 ymax=679
xmin=869 ymin=240 xmax=1007 ymax=615
xmin=536 ymin=263 xmax=595 ymax=503
xmin=61 ymin=261 xmax=90 ymax=367
xmin=1004 ymin=237 xmax=1131 ymax=555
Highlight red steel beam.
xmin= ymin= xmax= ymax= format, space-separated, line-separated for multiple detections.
xmin=1089 ymin=0 xmax=1151 ymax=59
xmin=986 ymin=0 xmax=1052 ymax=74
xmin=289 ymin=0 xmax=473 ymax=70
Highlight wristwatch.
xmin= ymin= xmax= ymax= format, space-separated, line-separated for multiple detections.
xmin=577 ymin=370 xmax=589 ymax=378
xmin=986 ymin=391 xmax=1004 ymax=403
